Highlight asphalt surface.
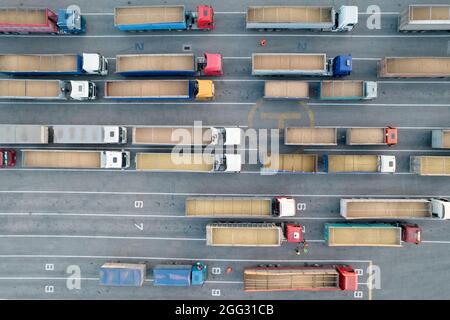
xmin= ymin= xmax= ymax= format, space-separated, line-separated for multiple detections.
xmin=0 ymin=0 xmax=449 ymax=300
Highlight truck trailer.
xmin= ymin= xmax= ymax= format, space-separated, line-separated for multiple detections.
xmin=378 ymin=57 xmax=450 ymax=78
xmin=252 ymin=53 xmax=352 ymax=76
xmin=264 ymin=81 xmax=309 ymax=100
xmin=206 ymin=223 xmax=303 ymax=247
xmin=0 ymin=125 xmax=49 ymax=144
xmin=132 ymin=126 xmax=241 ymax=146
xmin=340 ymin=198 xmax=450 ymax=220
xmin=284 ymin=127 xmax=337 ymax=146
xmin=114 ymin=5 xmax=215 ymax=31
xmin=263 ymin=154 xmax=318 ymax=173
xmin=104 ymin=79 xmax=214 ymax=100
xmin=135 ymin=153 xmax=241 ymax=173
xmin=185 ymin=197 xmax=296 ymax=217
xmin=0 ymin=79 xmax=96 ymax=100
xmin=246 ymin=6 xmax=358 ymax=32
xmin=0 ymin=53 xmax=108 ymax=76
xmin=323 ymin=155 xmax=396 ymax=173
xmin=116 ymin=53 xmax=222 ymax=76
xmin=324 ymin=223 xmax=421 ymax=247
xmin=99 ymin=263 xmax=146 ymax=287
xmin=243 ymin=265 xmax=358 ymax=292
xmin=52 ymin=125 xmax=127 ymax=144
xmin=0 ymin=7 xmax=85 ymax=34
xmin=410 ymin=156 xmax=450 ymax=176
xmin=153 ymin=262 xmax=206 ymax=286
xmin=432 ymin=130 xmax=450 ymax=149
xmin=22 ymin=150 xmax=130 ymax=169
xmin=346 ymin=127 xmax=398 ymax=146
xmin=399 ymin=4 xmax=450 ymax=32
xmin=319 ymin=80 xmax=378 ymax=100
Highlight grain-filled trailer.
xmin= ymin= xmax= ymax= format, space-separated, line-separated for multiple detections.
xmin=410 ymin=156 xmax=450 ymax=176
xmin=262 ymin=154 xmax=318 ymax=173
xmin=399 ymin=4 xmax=450 ymax=31
xmin=319 ymin=80 xmax=377 ymax=100
xmin=264 ymin=81 xmax=309 ymax=100
xmin=284 ymin=127 xmax=337 ymax=146
xmin=104 ymin=80 xmax=214 ymax=100
xmin=323 ymin=155 xmax=396 ymax=173
xmin=346 ymin=127 xmax=398 ymax=146
xmin=378 ymin=57 xmax=450 ymax=78
xmin=246 ymin=6 xmax=358 ymax=31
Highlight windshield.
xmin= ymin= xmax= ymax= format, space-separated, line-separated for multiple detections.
xmin=1 ymin=151 xmax=7 ymax=166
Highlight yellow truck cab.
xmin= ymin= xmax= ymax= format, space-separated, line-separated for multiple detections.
xmin=195 ymin=80 xmax=215 ymax=100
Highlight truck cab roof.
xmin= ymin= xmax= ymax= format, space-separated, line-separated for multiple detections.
xmin=82 ymin=53 xmax=101 ymax=73
xmin=103 ymin=126 xmax=121 ymax=144
xmin=69 ymin=81 xmax=92 ymax=100
xmin=203 ymin=52 xmax=223 ymax=76
xmin=379 ymin=155 xmax=396 ymax=173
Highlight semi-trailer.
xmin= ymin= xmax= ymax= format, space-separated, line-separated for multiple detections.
xmin=346 ymin=127 xmax=398 ymax=146
xmin=99 ymin=263 xmax=146 ymax=287
xmin=0 ymin=79 xmax=96 ymax=100
xmin=116 ymin=53 xmax=222 ymax=76
xmin=378 ymin=57 xmax=450 ymax=78
xmin=410 ymin=156 xmax=450 ymax=176
xmin=284 ymin=127 xmax=337 ymax=146
xmin=243 ymin=265 xmax=358 ymax=292
xmin=185 ymin=197 xmax=296 ymax=217
xmin=432 ymin=130 xmax=450 ymax=149
xmin=323 ymin=155 xmax=396 ymax=173
xmin=0 ymin=7 xmax=85 ymax=34
xmin=398 ymin=4 xmax=450 ymax=32
xmin=114 ymin=5 xmax=215 ymax=31
xmin=324 ymin=223 xmax=421 ymax=247
xmin=340 ymin=198 xmax=450 ymax=220
xmin=104 ymin=80 xmax=214 ymax=100
xmin=206 ymin=223 xmax=303 ymax=247
xmin=52 ymin=125 xmax=127 ymax=144
xmin=0 ymin=53 xmax=108 ymax=76
xmin=0 ymin=125 xmax=49 ymax=144
xmin=22 ymin=150 xmax=130 ymax=169
xmin=132 ymin=126 xmax=241 ymax=146
xmin=153 ymin=262 xmax=206 ymax=286
xmin=135 ymin=153 xmax=241 ymax=173
xmin=264 ymin=81 xmax=309 ymax=100
xmin=263 ymin=154 xmax=318 ymax=173
xmin=319 ymin=80 xmax=378 ymax=100
xmin=246 ymin=6 xmax=358 ymax=31
xmin=252 ymin=53 xmax=352 ymax=76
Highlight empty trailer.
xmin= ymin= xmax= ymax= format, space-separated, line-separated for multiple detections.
xmin=378 ymin=57 xmax=450 ymax=78
xmin=399 ymin=4 xmax=450 ymax=31
xmin=264 ymin=81 xmax=309 ymax=100
xmin=262 ymin=154 xmax=318 ymax=173
xmin=284 ymin=127 xmax=337 ymax=146
xmin=410 ymin=156 xmax=450 ymax=176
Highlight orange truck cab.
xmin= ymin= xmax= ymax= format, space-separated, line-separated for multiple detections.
xmin=385 ymin=127 xmax=398 ymax=145
xmin=401 ymin=223 xmax=421 ymax=244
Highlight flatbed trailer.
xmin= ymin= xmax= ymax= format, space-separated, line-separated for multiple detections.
xmin=432 ymin=130 xmax=450 ymax=149
xmin=346 ymin=127 xmax=398 ymax=145
xmin=399 ymin=5 xmax=450 ymax=31
xmin=378 ymin=57 xmax=450 ymax=78
xmin=284 ymin=127 xmax=337 ymax=145
xmin=243 ymin=265 xmax=358 ymax=292
xmin=410 ymin=156 xmax=450 ymax=176
xmin=319 ymin=80 xmax=377 ymax=100
xmin=263 ymin=154 xmax=318 ymax=173
xmin=0 ymin=125 xmax=49 ymax=144
xmin=264 ymin=81 xmax=309 ymax=100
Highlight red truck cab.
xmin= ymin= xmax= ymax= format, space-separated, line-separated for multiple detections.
xmin=198 ymin=52 xmax=223 ymax=76
xmin=385 ymin=127 xmax=398 ymax=146
xmin=1 ymin=149 xmax=16 ymax=167
xmin=285 ymin=223 xmax=303 ymax=243
xmin=401 ymin=223 xmax=421 ymax=244
xmin=336 ymin=265 xmax=359 ymax=291
xmin=196 ymin=5 xmax=215 ymax=30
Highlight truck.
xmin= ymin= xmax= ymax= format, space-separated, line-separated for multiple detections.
xmin=0 ymin=149 xmax=16 ymax=168
xmin=284 ymin=127 xmax=337 ymax=146
xmin=378 ymin=57 xmax=450 ymax=78
xmin=432 ymin=130 xmax=450 ymax=149
xmin=114 ymin=5 xmax=215 ymax=31
xmin=0 ymin=7 xmax=85 ymax=34
xmin=0 ymin=125 xmax=49 ymax=144
xmin=206 ymin=223 xmax=303 ymax=247
xmin=52 ymin=125 xmax=127 ymax=144
xmin=398 ymin=4 xmax=450 ymax=32
xmin=153 ymin=262 xmax=206 ymax=286
xmin=132 ymin=126 xmax=241 ymax=146
xmin=99 ymin=263 xmax=146 ymax=287
xmin=116 ymin=53 xmax=222 ymax=76
xmin=410 ymin=156 xmax=450 ymax=176
xmin=185 ymin=197 xmax=296 ymax=217
xmin=135 ymin=153 xmax=241 ymax=173
xmin=346 ymin=127 xmax=398 ymax=146
xmin=252 ymin=53 xmax=352 ymax=77
xmin=104 ymin=80 xmax=214 ymax=101
xmin=264 ymin=81 xmax=309 ymax=100
xmin=0 ymin=79 xmax=96 ymax=100
xmin=246 ymin=6 xmax=358 ymax=32
xmin=0 ymin=53 xmax=108 ymax=76
xmin=340 ymin=198 xmax=450 ymax=220
xmin=22 ymin=150 xmax=131 ymax=169
xmin=243 ymin=265 xmax=358 ymax=292
xmin=319 ymin=80 xmax=378 ymax=100
xmin=324 ymin=223 xmax=421 ymax=247
xmin=262 ymin=154 xmax=318 ymax=173
xmin=323 ymin=155 xmax=396 ymax=173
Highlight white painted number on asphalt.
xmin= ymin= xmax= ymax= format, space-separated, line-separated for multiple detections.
xmin=212 ymin=289 xmax=221 ymax=297
xmin=211 ymin=267 xmax=221 ymax=275
xmin=134 ymin=223 xmax=144 ymax=231
xmin=354 ymin=291 xmax=364 ymax=299
xmin=297 ymin=203 xmax=306 ymax=211
xmin=134 ymin=201 xmax=144 ymax=208
xmin=45 ymin=263 xmax=54 ymax=271
xmin=301 ymin=226 xmax=306 ymax=233
xmin=45 ymin=285 xmax=54 ymax=293
xmin=354 ymin=269 xmax=364 ymax=276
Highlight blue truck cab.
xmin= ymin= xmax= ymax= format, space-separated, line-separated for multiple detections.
xmin=331 ymin=54 xmax=352 ymax=77
xmin=57 ymin=9 xmax=86 ymax=34
xmin=153 ymin=261 xmax=207 ymax=286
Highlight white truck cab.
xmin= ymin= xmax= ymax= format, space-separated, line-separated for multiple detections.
xmin=364 ymin=81 xmax=378 ymax=100
xmin=273 ymin=197 xmax=296 ymax=217
xmin=104 ymin=126 xmax=128 ymax=144
xmin=431 ymin=199 xmax=450 ymax=220
xmin=378 ymin=155 xmax=396 ymax=173
xmin=214 ymin=154 xmax=242 ymax=172
xmin=100 ymin=151 xmax=130 ymax=169
xmin=69 ymin=81 xmax=97 ymax=100
xmin=82 ymin=53 xmax=108 ymax=75
xmin=336 ymin=6 xmax=359 ymax=31
xmin=210 ymin=127 xmax=242 ymax=146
